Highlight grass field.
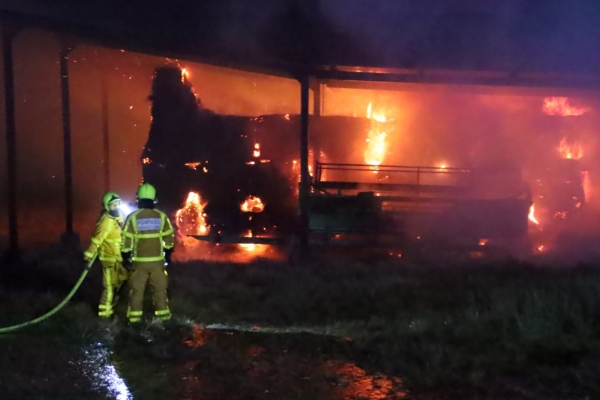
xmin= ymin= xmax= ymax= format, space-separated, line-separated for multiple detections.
xmin=0 ymin=247 xmax=599 ymax=399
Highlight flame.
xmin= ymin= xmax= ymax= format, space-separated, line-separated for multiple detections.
xmin=291 ymin=150 xmax=328 ymax=184
xmin=240 ymin=230 xmax=256 ymax=252
xmin=175 ymin=192 xmax=209 ymax=249
xmin=528 ymin=204 xmax=539 ymax=225
xmin=479 ymin=238 xmax=488 ymax=246
xmin=181 ymin=68 xmax=190 ymax=82
xmin=558 ymin=138 xmax=583 ymax=160
xmin=364 ymin=103 xmax=388 ymax=168
xmin=240 ymin=195 xmax=265 ymax=213
xmin=142 ymin=157 xmax=151 ymax=164
xmin=253 ymin=143 xmax=261 ymax=158
xmin=543 ymin=97 xmax=589 ymax=116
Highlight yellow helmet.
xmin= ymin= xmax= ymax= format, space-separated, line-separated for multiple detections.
xmin=137 ymin=183 xmax=156 ymax=201
xmin=102 ymin=192 xmax=121 ymax=211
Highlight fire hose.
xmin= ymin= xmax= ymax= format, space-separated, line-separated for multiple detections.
xmin=0 ymin=256 xmax=96 ymax=334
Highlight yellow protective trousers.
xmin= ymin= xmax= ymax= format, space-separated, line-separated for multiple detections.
xmin=98 ymin=261 xmax=130 ymax=318
xmin=127 ymin=261 xmax=171 ymax=323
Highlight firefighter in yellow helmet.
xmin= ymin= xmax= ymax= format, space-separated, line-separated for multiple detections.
xmin=121 ymin=183 xmax=175 ymax=323
xmin=84 ymin=192 xmax=130 ymax=318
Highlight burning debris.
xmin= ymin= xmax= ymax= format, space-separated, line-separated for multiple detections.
xmin=241 ymin=196 xmax=265 ymax=213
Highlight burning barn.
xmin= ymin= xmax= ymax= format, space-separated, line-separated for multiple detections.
xmin=143 ymin=65 xmax=600 ymax=258
xmin=2 ymin=2 xmax=600 ymax=260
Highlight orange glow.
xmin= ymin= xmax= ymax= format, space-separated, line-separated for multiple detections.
xmin=582 ymin=170 xmax=591 ymax=203
xmin=240 ymin=230 xmax=256 ymax=252
xmin=479 ymin=238 xmax=488 ymax=246
xmin=181 ymin=68 xmax=190 ymax=82
xmin=364 ymin=103 xmax=388 ymax=168
xmin=253 ymin=143 xmax=261 ymax=158
xmin=184 ymin=162 xmax=201 ymax=170
xmin=291 ymin=150 xmax=328 ymax=182
xmin=175 ymin=192 xmax=209 ymax=248
xmin=142 ymin=157 xmax=151 ymax=164
xmin=558 ymin=138 xmax=583 ymax=159
xmin=324 ymin=361 xmax=406 ymax=399
xmin=184 ymin=325 xmax=208 ymax=348
xmin=240 ymin=195 xmax=265 ymax=213
xmin=543 ymin=97 xmax=589 ymax=116
xmin=528 ymin=204 xmax=539 ymax=225
xmin=284 ymin=113 xmax=290 ymax=120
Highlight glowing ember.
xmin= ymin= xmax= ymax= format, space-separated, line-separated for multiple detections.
xmin=479 ymin=238 xmax=488 ymax=246
xmin=558 ymin=138 xmax=583 ymax=159
xmin=528 ymin=204 xmax=539 ymax=225
xmin=543 ymin=97 xmax=589 ymax=116
xmin=142 ymin=157 xmax=151 ymax=164
xmin=240 ymin=195 xmax=265 ymax=213
xmin=184 ymin=162 xmax=201 ymax=170
xmin=253 ymin=143 xmax=261 ymax=158
xmin=175 ymin=192 xmax=208 ymax=248
xmin=364 ymin=103 xmax=388 ymax=168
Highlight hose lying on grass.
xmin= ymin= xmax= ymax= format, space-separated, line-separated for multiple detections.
xmin=0 ymin=256 xmax=96 ymax=334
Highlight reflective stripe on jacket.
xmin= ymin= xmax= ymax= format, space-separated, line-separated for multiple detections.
xmin=84 ymin=211 xmax=124 ymax=262
xmin=121 ymin=208 xmax=175 ymax=262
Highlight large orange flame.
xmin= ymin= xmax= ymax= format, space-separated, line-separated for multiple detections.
xmin=558 ymin=138 xmax=583 ymax=160
xmin=175 ymin=192 xmax=209 ymax=248
xmin=240 ymin=195 xmax=265 ymax=213
xmin=528 ymin=204 xmax=539 ymax=225
xmin=364 ymin=103 xmax=388 ymax=168
xmin=543 ymin=97 xmax=589 ymax=116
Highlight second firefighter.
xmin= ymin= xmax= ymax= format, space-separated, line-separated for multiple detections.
xmin=121 ymin=183 xmax=175 ymax=323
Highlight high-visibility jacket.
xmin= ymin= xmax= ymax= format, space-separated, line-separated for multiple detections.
xmin=84 ymin=211 xmax=125 ymax=263
xmin=121 ymin=208 xmax=174 ymax=262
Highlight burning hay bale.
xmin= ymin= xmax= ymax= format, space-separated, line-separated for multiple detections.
xmin=142 ymin=66 xmax=372 ymax=239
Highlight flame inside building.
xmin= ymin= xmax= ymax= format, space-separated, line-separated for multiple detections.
xmin=142 ymin=65 xmax=600 ymax=261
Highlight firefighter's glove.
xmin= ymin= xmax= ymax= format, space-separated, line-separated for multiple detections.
xmin=122 ymin=252 xmax=133 ymax=269
xmin=164 ymin=249 xmax=173 ymax=268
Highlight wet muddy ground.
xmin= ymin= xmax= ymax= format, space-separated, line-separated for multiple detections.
xmin=1 ymin=248 xmax=600 ymax=399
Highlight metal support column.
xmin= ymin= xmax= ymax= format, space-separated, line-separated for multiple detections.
xmin=2 ymin=26 xmax=19 ymax=260
xmin=59 ymin=40 xmax=79 ymax=248
xmin=311 ymin=79 xmax=324 ymax=174
xmin=101 ymin=68 xmax=110 ymax=192
xmin=298 ymin=74 xmax=311 ymax=250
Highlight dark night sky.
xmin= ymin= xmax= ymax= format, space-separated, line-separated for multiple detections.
xmin=1 ymin=0 xmax=599 ymax=73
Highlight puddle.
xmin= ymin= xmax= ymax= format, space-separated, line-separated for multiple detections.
xmin=79 ymin=344 xmax=133 ymax=400
xmin=176 ymin=324 xmax=408 ymax=400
